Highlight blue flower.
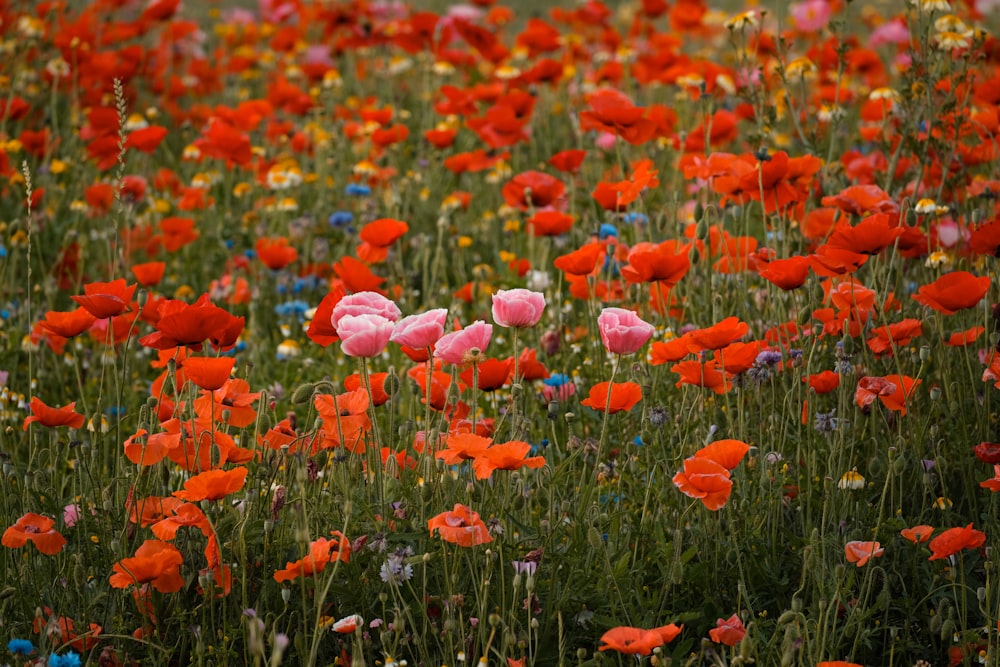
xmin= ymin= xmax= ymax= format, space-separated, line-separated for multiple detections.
xmin=329 ymin=211 xmax=354 ymax=227
xmin=598 ymin=223 xmax=617 ymax=239
xmin=48 ymin=651 xmax=81 ymax=667
xmin=543 ymin=373 xmax=570 ymax=387
xmin=344 ymin=184 xmax=371 ymax=196
xmin=7 ymin=639 xmax=34 ymax=655
xmin=623 ymin=212 xmax=648 ymax=226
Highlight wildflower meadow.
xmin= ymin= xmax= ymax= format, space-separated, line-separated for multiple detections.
xmin=4 ymin=0 xmax=1000 ymax=665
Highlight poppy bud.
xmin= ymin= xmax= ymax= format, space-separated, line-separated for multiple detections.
xmin=281 ymin=588 xmax=291 ymax=604
xmin=291 ymin=383 xmax=315 ymax=404
xmin=939 ymin=618 xmax=956 ymax=641
xmin=384 ymin=368 xmax=400 ymax=396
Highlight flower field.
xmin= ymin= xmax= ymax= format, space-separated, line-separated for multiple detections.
xmin=3 ymin=0 xmax=1000 ymax=665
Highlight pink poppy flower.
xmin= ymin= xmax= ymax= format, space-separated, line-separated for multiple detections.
xmin=390 ymin=309 xmax=448 ymax=349
xmin=844 ymin=540 xmax=884 ymax=567
xmin=435 ymin=321 xmax=493 ymax=366
xmin=331 ymin=292 xmax=400 ymax=330
xmin=337 ymin=314 xmax=394 ymax=358
xmin=492 ymin=289 xmax=546 ymax=328
xmin=598 ymin=308 xmax=654 ymax=355
xmin=790 ymin=0 xmax=832 ymax=32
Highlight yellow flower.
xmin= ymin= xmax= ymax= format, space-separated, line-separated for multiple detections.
xmin=838 ymin=470 xmax=865 ymax=490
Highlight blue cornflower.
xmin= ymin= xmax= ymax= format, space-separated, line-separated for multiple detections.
xmin=623 ymin=212 xmax=648 ymax=226
xmin=7 ymin=639 xmax=34 ymax=655
xmin=598 ymin=223 xmax=617 ymax=239
xmin=344 ymin=184 xmax=371 ymax=196
xmin=543 ymin=373 xmax=570 ymax=387
xmin=49 ymin=652 xmax=81 ymax=667
xmin=329 ymin=211 xmax=354 ymax=227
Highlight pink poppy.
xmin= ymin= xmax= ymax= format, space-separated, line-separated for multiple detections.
xmin=492 ymin=289 xmax=546 ymax=328
xmin=391 ymin=309 xmax=448 ymax=349
xmin=435 ymin=321 xmax=493 ymax=366
xmin=337 ymin=314 xmax=394 ymax=358
xmin=331 ymin=292 xmax=401 ymax=330
xmin=597 ymin=308 xmax=654 ymax=355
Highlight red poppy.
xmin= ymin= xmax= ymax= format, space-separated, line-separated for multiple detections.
xmin=472 ymin=441 xmax=546 ymax=480
xmin=806 ymin=370 xmax=841 ymax=394
xmin=686 ymin=317 xmax=750 ymax=352
xmin=825 ymin=213 xmax=904 ymax=256
xmin=306 ymin=285 xmax=347 ymax=347
xmin=126 ymin=126 xmax=168 ymax=154
xmin=758 ymin=255 xmax=811 ymax=290
xmin=866 ymin=318 xmax=923 ymax=356
xmin=694 ymin=439 xmax=750 ymax=470
xmin=820 ymin=184 xmax=899 ymax=216
xmin=139 ymin=294 xmax=244 ymax=352
xmin=844 ymin=540 xmax=884 ymax=567
xmin=620 ymin=241 xmax=690 ymax=285
xmin=173 ymin=467 xmax=248 ymax=501
xmin=358 ymin=218 xmax=409 ymax=263
xmin=428 ymin=504 xmax=493 ymax=547
xmin=946 ymin=326 xmax=985 ymax=347
xmin=649 ymin=337 xmax=692 ymax=365
xmin=39 ymin=307 xmax=96 ymax=338
xmin=343 ymin=372 xmax=391 ymax=406
xmin=460 ymin=357 xmax=513 ymax=391
xmin=314 ymin=390 xmax=372 ymax=453
xmin=580 ymin=89 xmax=658 ymax=145
xmin=158 ymin=216 xmax=199 ymax=252
xmin=71 ymin=278 xmax=136 ymax=319
xmin=854 ymin=376 xmax=897 ymax=410
xmin=580 ymin=381 xmax=643 ymax=414
xmin=273 ymin=532 xmax=352 ymax=582
xmin=673 ymin=457 xmax=733 ymax=510
xmin=437 ymin=433 xmax=492 ymax=465
xmin=969 ymin=221 xmax=1000 ymax=257
xmin=879 ymin=374 xmax=921 ymax=415
xmin=109 ymin=540 xmax=184 ymax=592
xmin=980 ymin=465 xmax=1000 ymax=492
xmin=181 ymin=357 xmax=235 ymax=391
xmin=598 ymin=624 xmax=683 ymax=655
xmin=333 ymin=256 xmax=385 ymax=294
xmin=255 ymin=237 xmax=298 ymax=270
xmin=709 ymin=615 xmax=746 ymax=647
xmin=900 ymin=525 xmax=934 ymax=543
xmin=150 ymin=503 xmax=211 ymax=541
xmin=671 ymin=360 xmax=731 ymax=394
xmin=2 ymin=513 xmax=67 ymax=555
xmin=527 ymin=210 xmax=574 ymax=236
xmin=424 ymin=127 xmax=457 ymax=149
xmin=928 ymin=523 xmax=987 ymax=560
xmin=131 ymin=261 xmax=166 ymax=287
xmin=912 ymin=271 xmax=990 ymax=315
xmin=554 ymin=242 xmax=605 ymax=276
xmin=23 ymin=397 xmax=86 ymax=431
xmin=501 ymin=171 xmax=565 ymax=211
xmin=193 ymin=378 xmax=261 ymax=428
xmin=548 ymin=149 xmax=587 ymax=173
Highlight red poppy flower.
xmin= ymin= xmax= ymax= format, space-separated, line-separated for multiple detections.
xmin=126 ymin=126 xmax=168 ymax=153
xmin=806 ymin=370 xmax=841 ymax=394
xmin=969 ymin=221 xmax=1000 ymax=257
xmin=928 ymin=523 xmax=987 ymax=560
xmin=71 ymin=279 xmax=136 ymax=319
xmin=181 ymin=357 xmax=235 ymax=391
xmin=912 ymin=271 xmax=990 ymax=315
xmin=854 ymin=376 xmax=897 ymax=410
xmin=694 ymin=439 xmax=750 ymax=470
xmin=527 ymin=210 xmax=574 ymax=236
xmin=598 ymin=624 xmax=683 ymax=655
xmin=314 ymin=390 xmax=372 ymax=453
xmin=255 ymin=237 xmax=298 ymax=270
xmin=980 ymin=465 xmax=1000 ymax=492
xmin=554 ymin=242 xmax=605 ymax=276
xmin=333 ymin=256 xmax=385 ymax=293
xmin=673 ymin=457 xmax=733 ymax=510
xmin=820 ymin=184 xmax=899 ymax=216
xmin=358 ymin=218 xmax=409 ymax=263
xmin=580 ymin=89 xmax=658 ymax=145
xmin=620 ymin=241 xmax=690 ymax=285
xmin=23 ymin=397 xmax=85 ymax=431
xmin=109 ymin=540 xmax=184 ymax=592
xmin=306 ymin=286 xmax=347 ymax=347
xmin=173 ymin=467 xmax=248 ymax=501
xmin=158 ymin=216 xmax=199 ymax=252
xmin=501 ymin=171 xmax=565 ymax=210
xmin=866 ymin=318 xmax=923 ymax=356
xmin=131 ymin=261 xmax=166 ymax=287
xmin=709 ymin=615 xmax=746 ymax=647
xmin=825 ymin=213 xmax=904 ymax=256
xmin=424 ymin=127 xmax=457 ymax=149
xmin=649 ymin=337 xmax=692 ymax=365
xmin=139 ymin=294 xmax=244 ymax=352
xmin=900 ymin=525 xmax=934 ymax=543
xmin=273 ymin=532 xmax=352 ymax=582
xmin=758 ymin=255 xmax=811 ymax=290
xmin=2 ymin=513 xmax=67 ymax=555
xmin=580 ymin=381 xmax=642 ymax=414
xmin=548 ymin=149 xmax=587 ymax=173
xmin=472 ymin=441 xmax=546 ymax=480
xmin=460 ymin=357 xmax=513 ymax=391
xmin=975 ymin=442 xmax=1000 ymax=464
xmin=39 ymin=307 xmax=96 ymax=338
xmin=437 ymin=433 xmax=493 ymax=465
xmin=671 ymin=360 xmax=731 ymax=394
xmin=686 ymin=317 xmax=750 ymax=352
xmin=878 ymin=374 xmax=921 ymax=415
xmin=428 ymin=504 xmax=493 ymax=547
xmin=946 ymin=326 xmax=985 ymax=347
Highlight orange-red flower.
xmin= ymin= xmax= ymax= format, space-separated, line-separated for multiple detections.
xmin=901 ymin=525 xmax=934 ymax=543
xmin=928 ymin=523 xmax=987 ymax=560
xmin=428 ymin=504 xmax=493 ymax=547
xmin=273 ymin=532 xmax=352 ymax=582
xmin=2 ymin=513 xmax=67 ymax=555
xmin=71 ymin=278 xmax=136 ymax=319
xmin=598 ymin=624 xmax=683 ymax=655
xmin=314 ymin=390 xmax=372 ymax=453
xmin=255 ymin=237 xmax=298 ymax=270
xmin=685 ymin=317 xmax=750 ymax=352
xmin=39 ymin=307 xmax=96 ymax=338
xmin=109 ymin=540 xmax=185 ymax=592
xmin=358 ymin=218 xmax=409 ymax=263
xmin=501 ymin=171 xmax=565 ymax=210
xmin=472 ymin=441 xmax=546 ymax=480
xmin=912 ymin=271 xmax=991 ymax=315
xmin=173 ymin=467 xmax=248 ymax=501
xmin=673 ymin=457 xmax=733 ymax=510
xmin=709 ymin=615 xmax=746 ymax=647
xmin=181 ymin=357 xmax=235 ymax=391
xmin=580 ymin=381 xmax=643 ymax=414
xmin=580 ymin=89 xmax=658 ymax=145
xmin=694 ymin=439 xmax=750 ymax=470
xmin=139 ymin=294 xmax=244 ymax=352
xmin=23 ymin=397 xmax=85 ymax=431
